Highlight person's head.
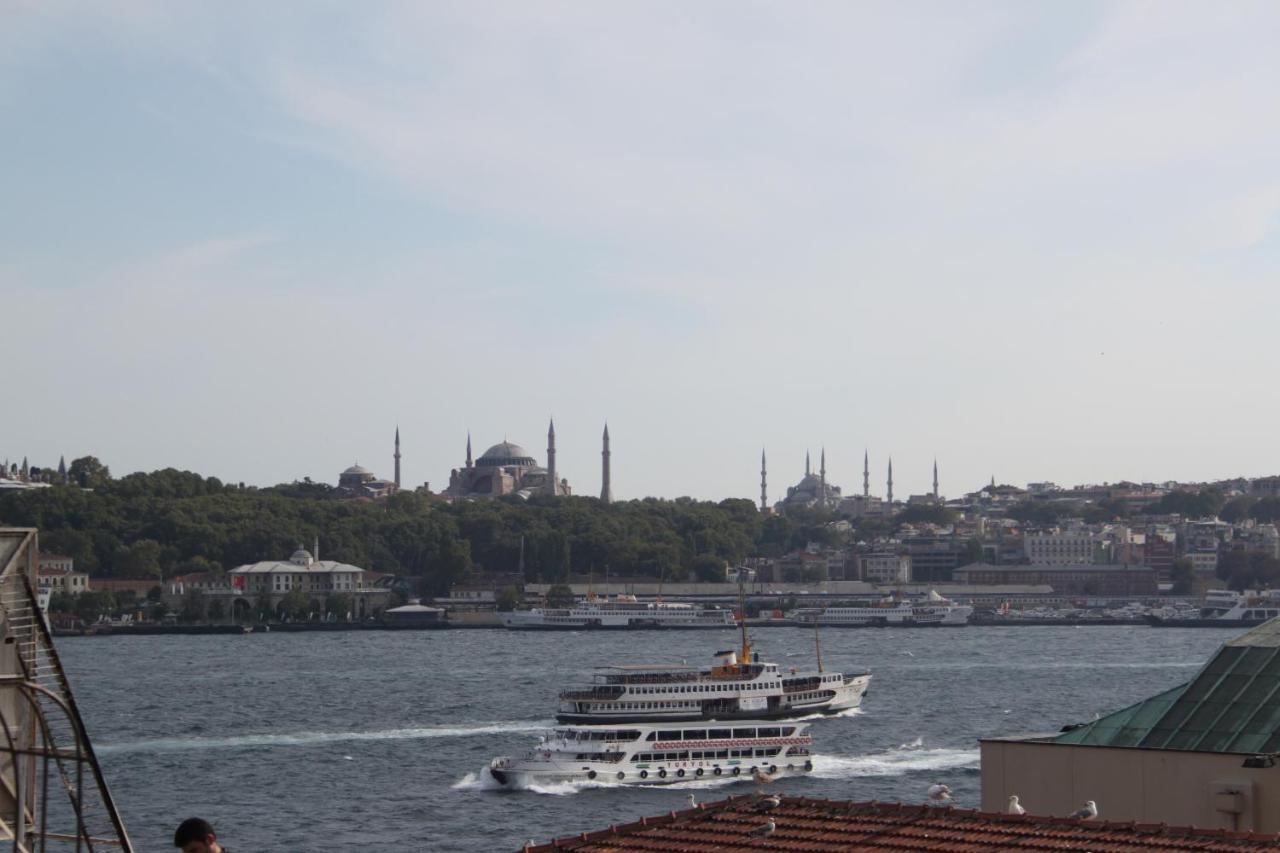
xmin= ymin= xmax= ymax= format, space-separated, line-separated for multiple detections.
xmin=173 ymin=818 xmax=221 ymax=853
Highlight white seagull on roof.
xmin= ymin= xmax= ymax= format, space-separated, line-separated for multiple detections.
xmin=757 ymin=794 xmax=781 ymax=811
xmin=1069 ymin=800 xmax=1098 ymax=820
xmin=686 ymin=793 xmax=697 ymax=809
xmin=1007 ymin=795 xmax=1025 ymax=815
xmin=747 ymin=820 xmax=776 ymax=838
xmin=927 ymin=783 xmax=951 ymax=802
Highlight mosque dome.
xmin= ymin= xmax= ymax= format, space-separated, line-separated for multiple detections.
xmin=477 ymin=441 xmax=537 ymax=468
xmin=342 ymin=464 xmax=372 ymax=476
xmin=289 ymin=547 xmax=315 ymax=566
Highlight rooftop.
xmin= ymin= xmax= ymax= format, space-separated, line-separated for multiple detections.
xmin=522 ymin=795 xmax=1280 ymax=851
xmin=1052 ymin=618 xmax=1280 ymax=754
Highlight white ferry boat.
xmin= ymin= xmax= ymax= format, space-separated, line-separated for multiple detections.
xmin=488 ymin=720 xmax=814 ymax=788
xmin=1147 ymin=589 xmax=1280 ymax=627
xmin=501 ymin=594 xmax=736 ymax=630
xmin=791 ymin=590 xmax=972 ymax=627
xmin=557 ymin=642 xmax=870 ymax=723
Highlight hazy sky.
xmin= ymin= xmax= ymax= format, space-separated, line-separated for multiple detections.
xmin=5 ymin=2 xmax=1280 ymax=501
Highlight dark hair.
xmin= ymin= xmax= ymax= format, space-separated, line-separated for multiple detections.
xmin=174 ymin=818 xmax=216 ymax=846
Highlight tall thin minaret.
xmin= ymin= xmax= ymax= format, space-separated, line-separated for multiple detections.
xmin=805 ymin=450 xmax=811 ymax=477
xmin=600 ymin=423 xmax=613 ymax=504
xmin=466 ymin=432 xmax=473 ymax=468
xmin=394 ymin=427 xmax=401 ymax=489
xmin=887 ymin=457 xmax=894 ymax=506
xmin=58 ymin=455 xmax=67 ymax=485
xmin=760 ymin=448 xmax=768 ymax=512
xmin=932 ymin=458 xmax=939 ymax=500
xmin=863 ymin=449 xmax=870 ymax=497
xmin=819 ymin=448 xmax=827 ymax=502
xmin=547 ymin=418 xmax=558 ymax=496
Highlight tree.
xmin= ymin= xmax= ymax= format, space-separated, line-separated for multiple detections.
xmin=324 ymin=592 xmax=353 ymax=619
xmin=178 ymin=589 xmax=206 ymax=623
xmin=49 ymin=590 xmax=74 ymax=613
xmin=282 ymin=588 xmax=309 ymax=619
xmin=75 ymin=590 xmax=117 ymax=624
xmin=495 ymin=586 xmax=521 ymax=612
xmin=115 ymin=539 xmax=162 ymax=580
xmin=690 ymin=555 xmax=727 ymax=583
xmin=1220 ymin=496 xmax=1257 ymax=524
xmin=208 ymin=599 xmax=226 ymax=621
xmin=1170 ymin=557 xmax=1194 ymax=594
xmin=68 ymin=456 xmax=111 ymax=489
xmin=546 ymin=583 xmax=575 ymax=608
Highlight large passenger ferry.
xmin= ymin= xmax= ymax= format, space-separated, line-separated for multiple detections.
xmin=556 ymin=626 xmax=870 ymax=723
xmin=1147 ymin=589 xmax=1280 ymax=627
xmin=501 ymin=595 xmax=736 ymax=630
xmin=488 ymin=721 xmax=814 ymax=788
xmin=791 ymin=590 xmax=972 ymax=627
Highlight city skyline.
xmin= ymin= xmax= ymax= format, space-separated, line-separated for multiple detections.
xmin=5 ymin=3 xmax=1280 ymax=500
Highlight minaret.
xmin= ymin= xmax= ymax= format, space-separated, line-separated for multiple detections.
xmin=466 ymin=432 xmax=473 ymax=468
xmin=600 ymin=423 xmax=613 ymax=504
xmin=932 ymin=458 xmax=939 ymax=500
xmin=863 ymin=449 xmax=870 ymax=497
xmin=20 ymin=457 xmax=28 ymax=482
xmin=819 ymin=447 xmax=827 ymax=503
xmin=805 ymin=450 xmax=811 ymax=477
xmin=887 ymin=457 xmax=894 ymax=506
xmin=546 ymin=418 xmax=558 ymax=496
xmin=58 ymin=455 xmax=67 ymax=485
xmin=313 ymin=534 xmax=320 ymax=563
xmin=394 ymin=427 xmax=401 ymax=489
xmin=760 ymin=448 xmax=768 ymax=512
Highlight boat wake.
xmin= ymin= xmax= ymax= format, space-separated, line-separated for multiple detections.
xmin=810 ymin=738 xmax=979 ymax=779
xmin=451 ymin=767 xmax=633 ymax=796
xmin=97 ymin=720 xmax=554 ymax=755
xmin=789 ymin=706 xmax=865 ymax=723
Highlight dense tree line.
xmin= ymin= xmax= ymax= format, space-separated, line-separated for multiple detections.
xmin=0 ymin=459 xmax=776 ymax=595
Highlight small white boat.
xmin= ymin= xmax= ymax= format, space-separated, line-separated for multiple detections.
xmin=488 ymin=720 xmax=813 ymax=788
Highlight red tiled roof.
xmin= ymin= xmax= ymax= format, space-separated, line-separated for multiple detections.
xmin=521 ymin=795 xmax=1280 ymax=852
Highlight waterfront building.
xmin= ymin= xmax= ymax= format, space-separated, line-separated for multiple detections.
xmin=1024 ymin=532 xmax=1095 ymax=565
xmin=858 ymin=552 xmax=911 ymax=585
xmin=522 ymin=794 xmax=1280 ymax=851
xmin=36 ymin=554 xmax=89 ymax=594
xmin=953 ymin=562 xmax=1157 ymax=596
xmin=983 ymin=620 xmax=1280 ymax=832
xmin=226 ymin=546 xmax=391 ymax=618
xmin=445 ymin=420 xmax=572 ymax=500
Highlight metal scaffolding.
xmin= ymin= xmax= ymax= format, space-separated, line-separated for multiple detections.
xmin=0 ymin=529 xmax=132 ymax=852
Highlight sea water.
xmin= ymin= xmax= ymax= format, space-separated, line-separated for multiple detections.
xmin=58 ymin=625 xmax=1234 ymax=851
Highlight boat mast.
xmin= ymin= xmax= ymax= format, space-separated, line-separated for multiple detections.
xmin=814 ymin=618 xmax=824 ymax=674
xmin=738 ymin=577 xmax=752 ymax=665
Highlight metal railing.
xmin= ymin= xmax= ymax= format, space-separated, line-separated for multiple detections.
xmin=0 ymin=529 xmax=133 ymax=852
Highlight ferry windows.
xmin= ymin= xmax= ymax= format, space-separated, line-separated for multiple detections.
xmin=758 ymin=728 xmax=781 ymax=738
xmin=683 ymin=730 xmax=707 ymax=740
xmin=782 ymin=727 xmax=796 ymax=736
xmin=646 ymin=732 xmax=656 ymax=741
xmin=658 ymin=730 xmax=682 ymax=741
xmin=708 ymin=729 xmax=731 ymax=740
xmin=732 ymin=728 xmax=756 ymax=739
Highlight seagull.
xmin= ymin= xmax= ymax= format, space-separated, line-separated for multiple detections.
xmin=1007 ymin=795 xmax=1025 ymax=815
xmin=686 ymin=793 xmax=697 ymax=809
xmin=747 ymin=820 xmax=776 ymax=838
xmin=1069 ymin=800 xmax=1098 ymax=820
xmin=927 ymin=783 xmax=952 ymax=802
xmin=753 ymin=767 xmax=778 ymax=785
xmin=757 ymin=794 xmax=782 ymax=811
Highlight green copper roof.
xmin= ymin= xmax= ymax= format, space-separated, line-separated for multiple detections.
xmin=1053 ymin=619 xmax=1280 ymax=754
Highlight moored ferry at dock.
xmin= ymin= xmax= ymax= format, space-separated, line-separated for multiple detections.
xmin=791 ymin=590 xmax=972 ymax=627
xmin=487 ymin=720 xmax=814 ymax=788
xmin=501 ymin=595 xmax=736 ymax=630
xmin=1146 ymin=589 xmax=1280 ymax=627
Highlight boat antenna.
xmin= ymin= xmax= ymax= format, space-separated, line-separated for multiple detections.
xmin=738 ymin=575 xmax=752 ymax=665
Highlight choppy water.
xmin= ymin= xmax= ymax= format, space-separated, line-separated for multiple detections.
xmin=57 ymin=625 xmax=1236 ymax=852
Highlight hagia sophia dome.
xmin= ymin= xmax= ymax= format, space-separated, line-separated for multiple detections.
xmin=477 ymin=442 xmax=537 ymax=468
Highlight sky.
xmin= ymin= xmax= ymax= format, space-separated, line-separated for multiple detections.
xmin=4 ymin=1 xmax=1280 ymax=502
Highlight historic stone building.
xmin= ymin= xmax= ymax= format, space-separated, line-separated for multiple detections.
xmin=777 ymin=449 xmax=842 ymax=510
xmin=445 ymin=420 xmax=572 ymax=500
